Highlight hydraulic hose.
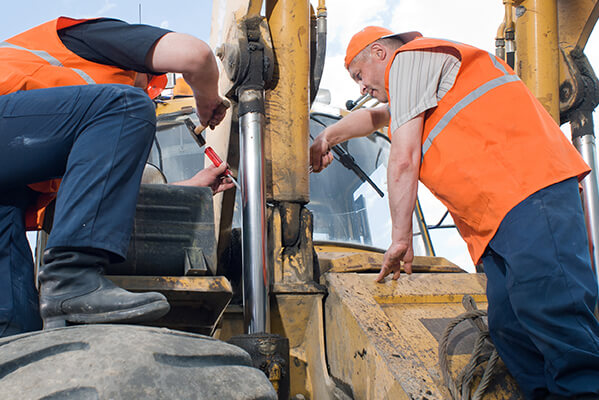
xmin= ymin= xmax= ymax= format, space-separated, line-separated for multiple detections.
xmin=310 ymin=0 xmax=327 ymax=105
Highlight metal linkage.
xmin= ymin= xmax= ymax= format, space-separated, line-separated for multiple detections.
xmin=562 ymin=50 xmax=599 ymax=286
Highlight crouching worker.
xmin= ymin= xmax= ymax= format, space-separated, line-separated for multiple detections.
xmin=0 ymin=17 xmax=231 ymax=336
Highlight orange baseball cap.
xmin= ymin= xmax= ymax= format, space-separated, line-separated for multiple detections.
xmin=344 ymin=26 xmax=422 ymax=68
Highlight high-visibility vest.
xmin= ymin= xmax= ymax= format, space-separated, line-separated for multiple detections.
xmin=1 ymin=17 xmax=138 ymax=230
xmin=385 ymin=38 xmax=590 ymax=264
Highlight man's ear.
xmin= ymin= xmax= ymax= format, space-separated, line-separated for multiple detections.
xmin=370 ymin=43 xmax=387 ymax=62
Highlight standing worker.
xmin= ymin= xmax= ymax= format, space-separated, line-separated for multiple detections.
xmin=310 ymin=26 xmax=599 ymax=399
xmin=0 ymin=17 xmax=231 ymax=337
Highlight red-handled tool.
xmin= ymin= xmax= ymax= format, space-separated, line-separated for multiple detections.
xmin=183 ymin=117 xmax=241 ymax=191
xmin=204 ymin=147 xmax=231 ymax=176
xmin=204 ymin=146 xmax=241 ymax=190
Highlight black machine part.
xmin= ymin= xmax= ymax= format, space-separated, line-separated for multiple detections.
xmin=228 ymin=333 xmax=290 ymax=400
xmin=109 ymin=184 xmax=217 ymax=276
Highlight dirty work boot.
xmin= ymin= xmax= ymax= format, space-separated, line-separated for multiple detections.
xmin=39 ymin=248 xmax=170 ymax=329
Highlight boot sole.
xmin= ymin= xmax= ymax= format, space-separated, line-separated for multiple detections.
xmin=43 ymin=300 xmax=171 ymax=329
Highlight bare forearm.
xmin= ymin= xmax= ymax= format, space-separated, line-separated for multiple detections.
xmin=376 ymin=135 xmax=420 ymax=282
xmin=323 ymin=106 xmax=389 ymax=146
xmin=147 ymin=33 xmax=220 ymax=99
xmin=148 ymin=32 xmax=226 ymax=127
xmin=387 ymin=114 xmax=424 ymax=243
xmin=387 ymin=157 xmax=419 ymax=242
xmin=310 ymin=105 xmax=390 ymax=172
xmin=182 ymin=61 xmax=219 ymax=101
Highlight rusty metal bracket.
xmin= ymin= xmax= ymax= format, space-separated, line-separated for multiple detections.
xmin=560 ymin=48 xmax=599 ymax=131
xmin=217 ymin=16 xmax=274 ymax=100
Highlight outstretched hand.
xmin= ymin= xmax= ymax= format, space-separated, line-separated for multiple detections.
xmin=376 ymin=241 xmax=413 ymax=282
xmin=173 ymin=163 xmax=235 ymax=194
xmin=310 ymin=133 xmax=334 ymax=173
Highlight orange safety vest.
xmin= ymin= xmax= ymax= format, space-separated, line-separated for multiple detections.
xmin=0 ymin=17 xmax=148 ymax=230
xmin=385 ymin=38 xmax=590 ymax=264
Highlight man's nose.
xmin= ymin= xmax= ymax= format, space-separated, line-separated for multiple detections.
xmin=359 ymin=83 xmax=367 ymax=95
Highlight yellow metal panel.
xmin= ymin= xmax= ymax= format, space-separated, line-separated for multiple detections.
xmin=265 ymin=0 xmax=310 ymax=203
xmin=515 ymin=0 xmax=560 ymax=120
xmin=557 ymin=0 xmax=599 ymax=51
xmin=108 ymin=276 xmax=232 ymax=335
xmin=108 ymin=275 xmax=232 ymax=293
xmin=323 ymin=272 xmax=523 ymax=399
xmin=316 ymin=249 xmax=464 ymax=274
xmin=210 ymin=0 xmax=263 ymax=50
xmin=272 ymin=293 xmax=355 ymax=400
xmin=325 ymin=273 xmax=447 ymax=399
xmin=371 ymin=272 xmax=487 ymax=304
xmin=271 ymin=295 xmax=318 ymax=398
xmin=208 ymin=0 xmax=248 ymax=252
xmin=556 ymin=0 xmax=599 ymax=113
xmin=155 ymin=97 xmax=195 ymax=116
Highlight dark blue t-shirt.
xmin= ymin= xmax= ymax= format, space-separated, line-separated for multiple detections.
xmin=58 ymin=18 xmax=172 ymax=74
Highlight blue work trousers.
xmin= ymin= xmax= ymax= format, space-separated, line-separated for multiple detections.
xmin=482 ymin=177 xmax=599 ymax=399
xmin=0 ymin=84 xmax=156 ymax=337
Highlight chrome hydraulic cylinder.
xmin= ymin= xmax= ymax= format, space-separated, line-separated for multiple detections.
xmin=239 ymin=88 xmax=269 ymax=334
xmin=573 ymin=134 xmax=599 ymax=287
xmin=571 ymin=110 xmax=599 ymax=287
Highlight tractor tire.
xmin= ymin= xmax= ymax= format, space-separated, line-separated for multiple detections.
xmin=0 ymin=324 xmax=277 ymax=400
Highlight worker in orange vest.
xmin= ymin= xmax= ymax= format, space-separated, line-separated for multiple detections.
xmin=0 ymin=17 xmax=233 ymax=337
xmin=310 ymin=26 xmax=599 ymax=398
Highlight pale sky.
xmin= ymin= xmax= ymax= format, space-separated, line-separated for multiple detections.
xmin=3 ymin=1 xmax=598 ymax=272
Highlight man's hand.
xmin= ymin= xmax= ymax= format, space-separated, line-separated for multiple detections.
xmin=309 ymin=107 xmax=390 ymax=173
xmin=173 ymin=163 xmax=235 ymax=194
xmin=310 ymin=132 xmax=334 ymax=172
xmin=196 ymin=96 xmax=228 ymax=130
xmin=376 ymin=240 xmax=414 ymax=282
xmin=376 ymin=113 xmax=423 ymax=283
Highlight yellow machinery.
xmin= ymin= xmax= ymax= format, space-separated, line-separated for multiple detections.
xmin=111 ymin=0 xmax=599 ymax=398
xmin=24 ymin=0 xmax=599 ymax=399
xmin=202 ymin=1 xmax=598 ymax=398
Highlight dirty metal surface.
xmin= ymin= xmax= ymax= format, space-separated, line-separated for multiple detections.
xmin=316 ymin=248 xmax=464 ymax=274
xmin=324 ymin=272 xmax=523 ymax=399
xmin=108 ymin=276 xmax=232 ymax=335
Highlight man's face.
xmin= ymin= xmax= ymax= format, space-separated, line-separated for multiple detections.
xmin=348 ymin=46 xmax=389 ymax=103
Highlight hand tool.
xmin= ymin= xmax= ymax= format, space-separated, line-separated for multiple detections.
xmin=205 ymin=146 xmax=241 ymax=191
xmin=183 ymin=98 xmax=230 ymax=146
xmin=183 ymin=116 xmax=241 ymax=191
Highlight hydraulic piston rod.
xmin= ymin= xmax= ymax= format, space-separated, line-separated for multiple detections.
xmin=239 ymin=88 xmax=269 ymax=333
xmin=572 ymin=110 xmax=599 ymax=285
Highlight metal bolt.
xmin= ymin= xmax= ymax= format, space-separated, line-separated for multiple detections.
xmin=560 ymin=82 xmax=573 ymax=103
xmin=215 ymin=45 xmax=224 ymax=60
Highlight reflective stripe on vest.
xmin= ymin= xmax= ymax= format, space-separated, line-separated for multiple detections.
xmin=0 ymin=41 xmax=96 ymax=84
xmin=422 ymin=53 xmax=518 ymax=155
xmin=0 ymin=18 xmax=137 ymax=94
